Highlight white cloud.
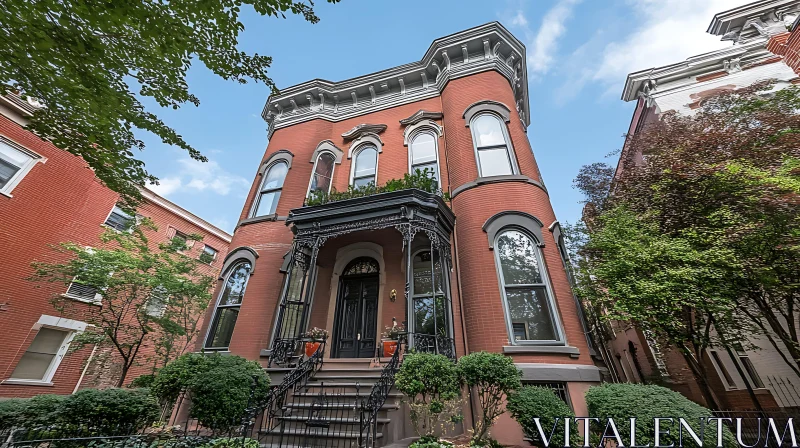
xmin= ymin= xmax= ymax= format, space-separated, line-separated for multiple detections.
xmin=510 ymin=10 xmax=528 ymax=27
xmin=528 ymin=0 xmax=582 ymax=75
xmin=558 ymin=0 xmax=754 ymax=101
xmin=148 ymin=157 xmax=249 ymax=198
xmin=210 ymin=217 xmax=233 ymax=233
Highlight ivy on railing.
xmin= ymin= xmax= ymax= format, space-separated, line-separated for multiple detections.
xmin=306 ymin=169 xmax=450 ymax=207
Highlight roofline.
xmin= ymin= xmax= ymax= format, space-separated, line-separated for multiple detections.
xmin=141 ymin=188 xmax=232 ymax=243
xmin=261 ymin=22 xmax=530 ymax=135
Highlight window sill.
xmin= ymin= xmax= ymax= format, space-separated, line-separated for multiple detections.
xmin=199 ymin=349 xmax=231 ymax=356
xmin=61 ymin=294 xmax=101 ymax=306
xmin=0 ymin=190 xmax=12 ymax=198
xmin=503 ymin=345 xmax=580 ymax=358
xmin=451 ymin=175 xmax=548 ymax=199
xmin=2 ymin=379 xmax=54 ymax=387
xmin=237 ymin=214 xmax=286 ymax=228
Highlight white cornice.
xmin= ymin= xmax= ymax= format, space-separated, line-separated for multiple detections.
xmin=140 ymin=188 xmax=232 ymax=243
xmin=707 ymin=0 xmax=799 ymax=44
xmin=621 ymin=39 xmax=776 ymax=102
xmin=261 ymin=22 xmax=529 ymax=137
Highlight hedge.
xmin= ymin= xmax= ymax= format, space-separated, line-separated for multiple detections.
xmin=507 ymin=386 xmax=577 ymax=447
xmin=585 ymin=383 xmax=735 ymax=447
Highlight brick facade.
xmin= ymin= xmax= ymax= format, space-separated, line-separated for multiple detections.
xmin=0 ymin=105 xmax=230 ymax=398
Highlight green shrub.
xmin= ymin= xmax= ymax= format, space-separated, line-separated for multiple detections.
xmin=507 ymin=386 xmax=577 ymax=447
xmin=153 ymin=354 xmax=270 ymax=432
xmin=0 ymin=398 xmax=27 ymax=430
xmin=129 ymin=374 xmax=156 ymax=389
xmin=585 ymin=383 xmax=735 ymax=447
xmin=458 ymin=352 xmax=521 ymax=443
xmin=395 ymin=352 xmax=463 ymax=438
xmin=408 ymin=438 xmax=454 ymax=448
xmin=151 ymin=353 xmax=210 ymax=405
xmin=199 ymin=437 xmax=260 ymax=448
xmin=58 ymin=388 xmax=159 ymax=431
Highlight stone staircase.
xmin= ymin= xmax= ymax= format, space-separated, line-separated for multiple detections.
xmin=260 ymin=358 xmax=405 ymax=448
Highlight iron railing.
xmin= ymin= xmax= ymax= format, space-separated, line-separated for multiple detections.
xmin=360 ymin=338 xmax=403 ymax=447
xmin=410 ymin=333 xmax=455 ymax=360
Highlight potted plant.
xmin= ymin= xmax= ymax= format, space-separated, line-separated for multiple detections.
xmin=381 ymin=324 xmax=404 ymax=356
xmin=303 ymin=327 xmax=328 ymax=357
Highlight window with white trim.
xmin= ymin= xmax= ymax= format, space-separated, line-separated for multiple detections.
xmin=409 ymin=131 xmax=439 ymax=183
xmin=145 ymin=286 xmax=169 ymax=317
xmin=351 ymin=146 xmax=378 ymax=188
xmin=411 ymin=249 xmax=447 ymax=336
xmin=494 ymin=229 xmax=562 ymax=344
xmin=0 ymin=138 xmax=40 ymax=196
xmin=65 ymin=278 xmax=102 ymax=304
xmin=308 ymin=152 xmax=335 ymax=196
xmin=199 ymin=245 xmax=218 ymax=264
xmin=470 ymin=113 xmax=516 ymax=177
xmin=104 ymin=205 xmax=134 ymax=231
xmin=205 ymin=261 xmax=252 ymax=349
xmin=9 ymin=327 xmax=73 ymax=382
xmin=252 ymin=161 xmax=288 ymax=217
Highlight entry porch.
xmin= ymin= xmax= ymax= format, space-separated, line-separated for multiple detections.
xmin=267 ymin=189 xmax=457 ymax=366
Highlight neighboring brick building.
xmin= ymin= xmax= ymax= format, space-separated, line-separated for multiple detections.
xmin=195 ymin=22 xmax=600 ymax=446
xmin=0 ymin=94 xmax=231 ymax=398
xmin=589 ymin=0 xmax=800 ymax=411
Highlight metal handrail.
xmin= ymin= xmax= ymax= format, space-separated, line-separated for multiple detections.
xmin=359 ymin=338 xmax=404 ymax=448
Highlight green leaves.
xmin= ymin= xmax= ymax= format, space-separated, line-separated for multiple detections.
xmin=0 ymin=0 xmax=339 ymax=206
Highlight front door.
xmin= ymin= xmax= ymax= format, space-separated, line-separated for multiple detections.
xmin=333 ymin=275 xmax=379 ymax=358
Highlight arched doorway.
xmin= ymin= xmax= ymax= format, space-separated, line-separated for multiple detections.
xmin=332 ymin=257 xmax=380 ymax=358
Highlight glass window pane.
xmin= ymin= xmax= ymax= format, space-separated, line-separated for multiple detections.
xmin=310 ymin=153 xmax=335 ymax=193
xmin=206 ymin=308 xmax=239 ymax=348
xmin=11 ymin=352 xmax=57 ymax=380
xmin=478 ymin=147 xmax=513 ymax=177
xmin=497 ymin=230 xmax=542 ymax=284
xmin=353 ymin=177 xmax=374 ymax=189
xmin=219 ymin=262 xmax=252 ymax=306
xmin=105 ymin=206 xmax=134 ymax=231
xmin=413 ymin=251 xmax=445 ymax=296
xmin=354 ymin=147 xmax=377 ymax=179
xmin=0 ymin=158 xmax=21 ymax=188
xmin=413 ymin=296 xmax=447 ymax=336
xmin=473 ymin=114 xmax=507 ymax=147
xmin=27 ymin=328 xmax=67 ymax=354
xmin=255 ymin=191 xmax=281 ymax=216
xmin=506 ymin=287 xmax=556 ymax=341
xmin=261 ymin=161 xmax=288 ymax=191
xmin=411 ymin=133 xmax=437 ymax=165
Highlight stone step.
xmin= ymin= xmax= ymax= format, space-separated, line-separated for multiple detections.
xmin=259 ymin=427 xmax=382 ymax=440
xmin=277 ymin=415 xmax=391 ymax=425
xmin=293 ymin=391 xmax=402 ymax=399
xmin=283 ymin=401 xmax=400 ymax=411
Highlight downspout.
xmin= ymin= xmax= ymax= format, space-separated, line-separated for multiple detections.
xmin=73 ymin=344 xmax=98 ymax=394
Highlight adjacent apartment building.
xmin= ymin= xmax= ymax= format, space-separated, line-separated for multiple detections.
xmin=0 ymin=94 xmax=231 ymax=397
xmin=195 ymin=22 xmax=600 ymax=446
xmin=592 ymin=0 xmax=800 ymax=411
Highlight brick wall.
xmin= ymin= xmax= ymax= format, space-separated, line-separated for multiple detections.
xmin=0 ymin=113 xmax=229 ymax=397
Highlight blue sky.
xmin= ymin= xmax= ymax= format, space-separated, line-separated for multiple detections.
xmin=139 ymin=0 xmax=749 ymax=233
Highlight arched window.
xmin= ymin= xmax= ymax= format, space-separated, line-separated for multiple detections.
xmin=494 ymin=229 xmax=561 ymax=343
xmin=253 ymin=161 xmax=288 ymax=217
xmin=308 ymin=152 xmax=335 ymax=197
xmin=412 ymin=250 xmax=447 ymax=336
xmin=205 ymin=261 xmax=252 ymax=349
xmin=351 ymin=146 xmax=378 ymax=188
xmin=470 ymin=113 xmax=516 ymax=177
xmin=409 ymin=131 xmax=439 ymax=183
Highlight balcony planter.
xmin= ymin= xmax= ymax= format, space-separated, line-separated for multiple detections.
xmin=382 ymin=340 xmax=398 ymax=357
xmin=305 ymin=341 xmax=321 ymax=357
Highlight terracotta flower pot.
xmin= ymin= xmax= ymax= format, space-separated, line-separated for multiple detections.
xmin=305 ymin=341 xmax=321 ymax=357
xmin=383 ymin=340 xmax=398 ymax=357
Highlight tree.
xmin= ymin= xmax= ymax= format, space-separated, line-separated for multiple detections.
xmin=0 ymin=0 xmax=338 ymax=207
xmin=457 ymin=352 xmax=521 ymax=445
xmin=30 ymin=219 xmax=215 ymax=386
xmin=572 ymin=81 xmax=800 ymax=406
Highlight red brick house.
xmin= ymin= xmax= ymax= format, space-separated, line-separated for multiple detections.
xmin=0 ymin=94 xmax=231 ymax=397
xmin=195 ymin=22 xmax=600 ymax=446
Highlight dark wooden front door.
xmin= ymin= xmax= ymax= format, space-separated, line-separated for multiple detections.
xmin=333 ymin=275 xmax=379 ymax=358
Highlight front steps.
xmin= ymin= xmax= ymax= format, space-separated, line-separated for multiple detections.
xmin=261 ymin=358 xmax=404 ymax=447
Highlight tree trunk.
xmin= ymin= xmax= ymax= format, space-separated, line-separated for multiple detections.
xmin=678 ymin=344 xmax=721 ymax=410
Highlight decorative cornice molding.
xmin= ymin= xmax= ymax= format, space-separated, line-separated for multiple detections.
xmin=463 ymin=99 xmax=511 ymax=125
xmin=399 ymin=110 xmax=444 ymax=126
xmin=621 ymin=40 xmax=779 ymax=102
xmin=262 ymin=22 xmax=529 ymax=137
xmin=707 ymin=0 xmax=800 ymax=44
xmin=341 ymin=123 xmax=387 ymax=141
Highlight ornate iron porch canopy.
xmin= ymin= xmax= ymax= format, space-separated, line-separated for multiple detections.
xmin=285 ymin=188 xmax=455 ymax=251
